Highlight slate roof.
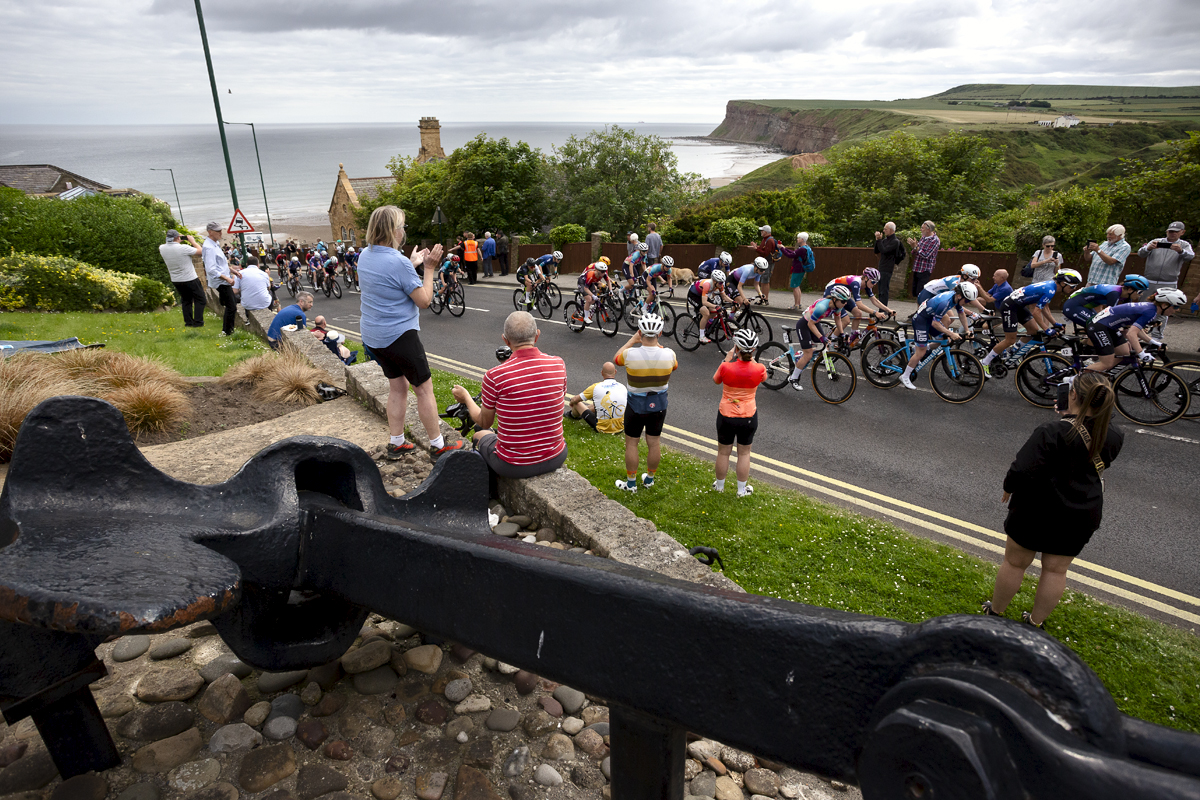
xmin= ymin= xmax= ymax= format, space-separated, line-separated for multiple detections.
xmin=0 ymin=164 xmax=111 ymax=196
xmin=348 ymin=176 xmax=396 ymax=203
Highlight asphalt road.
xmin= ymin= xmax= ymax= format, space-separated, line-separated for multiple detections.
xmin=300 ymin=274 xmax=1200 ymax=630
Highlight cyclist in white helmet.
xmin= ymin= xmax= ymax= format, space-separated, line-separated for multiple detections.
xmin=687 ymin=269 xmax=733 ymax=344
xmin=697 ymin=251 xmax=732 ymax=280
xmin=726 ymin=257 xmax=770 ymax=305
xmin=712 ymin=328 xmax=767 ymax=498
xmin=614 ymin=313 xmax=677 ymax=492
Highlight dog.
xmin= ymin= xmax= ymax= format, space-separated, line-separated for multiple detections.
xmin=670 ymin=267 xmax=696 ymax=286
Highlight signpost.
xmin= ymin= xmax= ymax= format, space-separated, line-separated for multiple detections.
xmin=193 ymin=0 xmax=244 ymax=256
xmin=227 ymin=209 xmax=255 ymax=234
xmin=432 ymin=205 xmax=448 ymax=247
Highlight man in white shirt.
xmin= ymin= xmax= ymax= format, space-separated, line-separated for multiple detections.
xmin=202 ymin=221 xmax=239 ymax=336
xmin=233 ymin=256 xmax=275 ymax=316
xmin=159 ymin=230 xmax=205 ymax=327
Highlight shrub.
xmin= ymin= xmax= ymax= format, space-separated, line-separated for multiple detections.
xmin=222 ymin=349 xmax=323 ymax=406
xmin=548 ymin=224 xmax=587 ymax=250
xmin=0 ymin=252 xmax=175 ymax=312
xmin=106 ymin=381 xmax=191 ymax=434
xmin=707 ymin=218 xmax=761 ymax=252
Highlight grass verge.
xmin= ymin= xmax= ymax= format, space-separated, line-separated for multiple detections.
xmin=428 ymin=368 xmax=1200 ymax=734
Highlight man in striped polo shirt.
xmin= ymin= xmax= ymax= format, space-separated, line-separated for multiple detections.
xmin=613 ymin=314 xmax=677 ymax=492
xmin=451 ymin=312 xmax=568 ymax=484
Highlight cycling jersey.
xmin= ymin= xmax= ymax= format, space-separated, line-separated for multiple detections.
xmin=697 ymin=257 xmax=722 ymax=279
xmin=287 ymin=262 xmax=300 ymax=275
xmin=323 ymin=258 xmax=339 ymax=273
xmin=689 ymin=278 xmax=723 ymax=301
xmin=535 ymin=254 xmax=558 ymax=273
xmin=578 ymin=266 xmax=607 ymax=289
xmin=1089 ymin=302 xmax=1158 ymax=332
xmin=622 ymin=251 xmax=645 ymax=278
xmin=729 ymin=265 xmax=759 ymax=287
xmin=344 ymin=252 xmax=358 ymax=267
xmin=922 ymin=275 xmax=960 ymax=296
xmin=1003 ymin=280 xmax=1057 ymax=310
xmin=803 ymin=298 xmax=840 ymax=323
xmin=825 ymin=275 xmax=871 ymax=303
xmin=913 ymin=290 xmax=963 ymax=322
xmin=642 ymin=263 xmax=667 ymax=282
xmin=438 ymin=260 xmax=458 ymax=276
xmin=517 ymin=260 xmax=542 ymax=280
xmin=1063 ymin=285 xmax=1122 ymax=325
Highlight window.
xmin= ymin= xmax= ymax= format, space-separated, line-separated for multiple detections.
xmin=341 ymin=226 xmax=347 ymax=240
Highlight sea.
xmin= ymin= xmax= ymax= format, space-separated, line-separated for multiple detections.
xmin=0 ymin=123 xmax=781 ymax=233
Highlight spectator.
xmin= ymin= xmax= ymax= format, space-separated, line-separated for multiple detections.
xmin=614 ymin=314 xmax=677 ymax=492
xmin=480 ymin=232 xmax=497 ymax=278
xmin=311 ymin=316 xmax=357 ymax=364
xmin=983 ymin=372 xmax=1122 ymax=629
xmin=451 ymin=311 xmax=569 ymax=482
xmin=983 ymin=269 xmax=1012 ymax=307
xmin=1139 ymin=221 xmax=1195 ymax=338
xmin=1030 ymin=236 xmax=1063 ymax=284
xmin=462 ymin=232 xmax=480 ymax=284
xmin=234 ymin=256 xmax=275 ymax=316
xmin=358 ymin=205 xmax=465 ymax=461
xmin=906 ymin=221 xmax=940 ymax=297
xmin=566 ymin=362 xmax=627 ymax=434
xmin=496 ymin=231 xmax=510 ymax=276
xmin=202 ymin=222 xmax=238 ymax=336
xmin=872 ymin=222 xmax=904 ymax=306
xmin=754 ymin=225 xmax=778 ymax=305
xmin=266 ymin=292 xmax=314 ymax=349
xmin=780 ymin=232 xmax=815 ymax=310
xmin=646 ymin=223 xmax=663 ymax=265
xmin=626 ymin=232 xmax=639 ymax=257
xmin=159 ymin=229 xmax=205 ymax=328
xmin=712 ymin=330 xmax=767 ymax=497
xmin=1084 ymin=224 xmax=1130 ymax=287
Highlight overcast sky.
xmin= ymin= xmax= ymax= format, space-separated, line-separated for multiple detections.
xmin=5 ymin=0 xmax=1199 ymax=125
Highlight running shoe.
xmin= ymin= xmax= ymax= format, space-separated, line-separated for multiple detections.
xmin=430 ymin=440 xmax=468 ymax=460
xmin=385 ymin=442 xmax=416 ymax=460
xmin=737 ymin=485 xmax=754 ymax=498
xmin=899 ymin=375 xmax=916 ymax=390
xmin=641 ymin=473 xmax=655 ymax=488
xmin=615 ymin=479 xmax=637 ymax=493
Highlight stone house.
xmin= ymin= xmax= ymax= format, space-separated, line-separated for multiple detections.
xmin=328 ymin=164 xmax=397 ymax=244
xmin=0 ymin=164 xmax=141 ymax=198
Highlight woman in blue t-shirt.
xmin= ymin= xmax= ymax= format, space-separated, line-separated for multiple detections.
xmin=357 ymin=205 xmax=467 ymax=461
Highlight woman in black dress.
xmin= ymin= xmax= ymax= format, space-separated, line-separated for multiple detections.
xmin=983 ymin=371 xmax=1122 ymax=628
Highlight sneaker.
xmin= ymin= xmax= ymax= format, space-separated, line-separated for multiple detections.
xmin=385 ymin=442 xmax=416 ymax=460
xmin=789 ymin=378 xmax=804 ymax=392
xmin=737 ymin=485 xmax=754 ymax=497
xmin=699 ymin=335 xmax=711 ymax=344
xmin=981 ymin=600 xmax=1001 ymax=617
xmin=615 ymin=479 xmax=637 ymax=493
xmin=584 ymin=315 xmax=593 ymax=324
xmin=641 ymin=473 xmax=655 ymax=488
xmin=981 ymin=365 xmax=992 ymax=379
xmin=1021 ymin=611 xmax=1046 ymax=630
xmin=429 ymin=439 xmax=468 ymax=460
xmin=899 ymin=375 xmax=916 ymax=390
xmin=711 ymin=480 xmax=724 ymax=492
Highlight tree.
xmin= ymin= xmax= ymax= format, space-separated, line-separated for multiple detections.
xmin=549 ymin=224 xmax=586 ymax=250
xmin=1013 ymin=186 xmax=1111 ymax=256
xmin=547 ymin=126 xmax=704 ymax=234
xmin=1099 ymin=131 xmax=1200 ymax=245
xmin=671 ymin=189 xmax=824 ymax=244
xmin=707 ymin=218 xmax=760 ymax=252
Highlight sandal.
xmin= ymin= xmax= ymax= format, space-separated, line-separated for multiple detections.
xmin=981 ymin=600 xmax=1002 ymax=617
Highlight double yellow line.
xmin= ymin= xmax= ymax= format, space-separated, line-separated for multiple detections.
xmin=342 ymin=338 xmax=1200 ymax=627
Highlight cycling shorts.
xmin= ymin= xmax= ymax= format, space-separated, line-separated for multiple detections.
xmin=795 ymin=319 xmax=817 ymax=349
xmin=911 ymin=316 xmax=933 ymax=346
xmin=916 ymin=289 xmax=935 ymax=305
xmin=1062 ymin=299 xmax=1096 ymax=327
xmin=716 ymin=412 xmax=758 ymax=446
xmin=1000 ymin=299 xmax=1034 ymax=333
xmin=687 ymin=288 xmax=704 ymax=311
xmin=623 ymin=407 xmax=666 ymax=438
xmin=1086 ymin=325 xmax=1117 ymax=356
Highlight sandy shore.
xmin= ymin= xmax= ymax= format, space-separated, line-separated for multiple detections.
xmin=219 ymin=224 xmax=333 ymax=247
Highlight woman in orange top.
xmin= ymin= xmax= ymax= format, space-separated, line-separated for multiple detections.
xmin=712 ymin=329 xmax=767 ymax=497
xmin=462 ymin=232 xmax=480 ymax=284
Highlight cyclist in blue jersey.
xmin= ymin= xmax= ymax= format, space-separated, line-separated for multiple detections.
xmin=536 ymin=251 xmax=563 ymax=279
xmin=344 ymin=247 xmax=358 ymax=268
xmin=899 ymin=283 xmax=977 ymax=389
xmin=1084 ymin=288 xmax=1186 ymax=372
xmin=981 ymin=269 xmax=1082 ymax=374
xmin=642 ymin=256 xmax=673 ymax=304
xmin=786 ymin=285 xmax=852 ymax=391
xmin=824 ymin=268 xmax=893 ymax=340
xmin=698 ymin=251 xmax=732 ymax=280
xmin=915 ymin=264 xmax=983 ymax=304
xmin=621 ymin=242 xmax=648 ymax=296
xmin=1062 ymin=274 xmax=1148 ymax=328
xmin=437 ymin=254 xmax=465 ymax=304
xmin=728 ymin=258 xmax=769 ymax=304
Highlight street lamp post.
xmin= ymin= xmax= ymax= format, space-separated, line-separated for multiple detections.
xmin=149 ymin=168 xmax=185 ymax=228
xmin=224 ymin=121 xmax=275 ymax=247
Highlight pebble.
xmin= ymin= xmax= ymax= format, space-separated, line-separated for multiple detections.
xmin=501 ymin=746 xmax=530 ymax=778
xmin=513 ymin=671 xmax=539 ymax=695
xmin=586 ymin=722 xmax=610 ymax=737
xmin=569 ymin=546 xmax=587 ymax=553
xmin=571 ymin=766 xmax=606 ymax=790
xmin=295 ymin=764 xmax=348 ymax=800
xmin=238 ymin=744 xmax=297 ymax=792
xmin=372 ymin=777 xmax=403 ymax=800
xmin=323 ymin=741 xmax=353 ymax=761
xmin=112 ymin=635 xmax=151 ymax=662
xmin=307 ymin=661 xmax=344 ymax=691
xmin=534 ymin=528 xmax=556 ymax=542
xmin=691 ymin=772 xmax=717 ymax=798
xmin=149 ymin=638 xmax=193 ymax=660
xmin=208 ymin=723 xmax=263 ymax=754
xmin=98 ymin=693 xmax=134 ymax=718
xmin=311 ymin=692 xmax=346 ymax=717
xmin=552 ymin=686 xmax=585 ymax=714
xmin=49 ymin=772 xmax=107 ymax=800
xmin=485 ymin=708 xmax=520 ymax=732
xmin=743 ymin=769 xmax=780 ymax=797
xmin=721 ymin=747 xmax=756 ymax=773
xmin=601 ymin=757 xmax=611 ymax=780
xmin=543 ymin=733 xmax=574 ymax=761
xmin=496 ymin=662 xmax=520 ymax=675
xmin=132 ymin=728 xmax=203 ymax=774
xmin=197 ymin=673 xmax=252 ymax=725
xmin=295 ymin=719 xmax=329 ymax=750
xmin=561 ymin=716 xmax=584 ymax=735
xmin=449 ymin=643 xmax=476 ymax=663
xmin=244 ymin=701 xmax=272 ymax=727
xmin=778 ymin=788 xmax=798 ymax=799
xmin=199 ymin=655 xmax=252 ymax=683
xmin=522 ymin=535 xmax=537 ymax=543
xmin=714 ymin=776 xmax=743 ymax=800
xmin=491 ymin=522 xmax=520 ymax=537
xmin=507 ymin=515 xmax=532 ymax=527
xmin=403 ymin=644 xmax=444 ymax=674
xmin=830 ymin=780 xmax=848 ymax=791
xmin=445 ymin=716 xmax=474 ymax=739
xmin=361 ymin=728 xmax=397 ymax=758
xmin=454 ymin=694 xmax=492 ymax=714
xmin=522 ymin=710 xmax=557 ymax=738
xmin=684 ymin=759 xmax=703 ymax=780
xmin=167 ymin=758 xmax=220 ymax=792
xmin=575 ymin=728 xmax=606 ymax=756
xmin=443 ymin=677 xmax=473 ymax=703
xmin=186 ymin=621 xmax=219 ymax=638
xmin=269 ymin=693 xmax=305 ymax=720
xmin=263 ymin=716 xmax=298 ymax=741
xmin=415 ymin=699 xmax=448 ymax=725
xmin=340 ymin=640 xmax=393 ymax=674
xmin=581 ymin=706 xmax=609 ymax=726
xmin=114 ymin=783 xmax=159 ymax=800
xmin=706 ymin=756 xmax=729 ymax=776
xmin=300 ymin=681 xmax=323 ymax=706
xmin=0 ymin=747 xmax=57 ymax=794
xmin=353 ymin=665 xmax=398 ymax=695
xmin=136 ymin=670 xmax=205 ymax=703
xmin=538 ymin=696 xmax=563 ymax=717
xmin=188 ymin=782 xmax=238 ymax=800
xmin=455 ymin=731 xmax=468 ymax=743
xmin=414 ymin=771 xmax=448 ymax=800
xmin=385 ymin=754 xmax=411 ymax=775
xmin=384 ymin=702 xmax=407 ymax=725
xmin=256 ymin=670 xmax=308 ymax=694
xmin=379 ymin=621 xmax=417 ymax=640
xmin=116 ymin=701 xmax=194 ymax=742
xmin=532 ymin=765 xmax=562 ymax=787
xmin=0 ymin=742 xmax=27 ymax=768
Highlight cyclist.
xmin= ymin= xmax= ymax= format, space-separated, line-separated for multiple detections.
xmin=536 ymin=250 xmax=563 ymax=280
xmin=344 ymin=246 xmax=358 ymax=268
xmin=898 ymin=283 xmax=977 ymax=390
xmin=516 ymin=256 xmax=545 ymax=309
xmin=1082 ymin=288 xmax=1187 ymax=373
xmin=787 ymin=285 xmax=852 ymax=391
xmin=621 ymin=242 xmax=648 ymax=296
xmin=825 ymin=269 xmax=893 ymax=339
xmin=1062 ymin=274 xmax=1149 ymax=329
xmin=980 ymin=269 xmax=1083 ymax=374
xmin=286 ymin=255 xmax=302 ymax=283
xmin=437 ymin=254 xmax=465 ymax=303
xmin=306 ymin=250 xmax=323 ymax=283
xmin=687 ymin=269 xmax=733 ymax=344
xmin=712 ymin=329 xmax=767 ymax=498
xmin=322 ymin=254 xmax=340 ymax=290
xmin=641 ymin=255 xmax=673 ymax=305
xmin=274 ymin=251 xmax=287 ymax=276
xmin=727 ymin=257 xmax=769 ymax=304
xmin=578 ymin=258 xmax=611 ymax=324
xmin=698 ymin=251 xmax=733 ymax=280
xmin=915 ymin=264 xmax=982 ymax=304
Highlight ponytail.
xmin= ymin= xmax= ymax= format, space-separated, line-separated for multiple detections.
xmin=1067 ymin=372 xmax=1114 ymax=460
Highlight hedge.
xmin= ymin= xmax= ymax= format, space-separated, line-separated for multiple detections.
xmin=0 ymin=252 xmax=175 ymax=312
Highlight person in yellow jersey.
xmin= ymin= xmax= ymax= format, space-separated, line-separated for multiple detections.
xmin=565 ymin=362 xmax=627 ymax=434
xmin=613 ymin=314 xmax=677 ymax=492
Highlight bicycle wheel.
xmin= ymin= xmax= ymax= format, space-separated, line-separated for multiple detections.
xmin=545 ymin=282 xmax=562 ymax=308
xmin=287 ymin=278 xmax=298 ymax=297
xmin=623 ymin=298 xmax=642 ymax=332
xmin=713 ymin=320 xmax=734 ymax=354
xmin=742 ymin=311 xmax=773 ymax=346
xmin=861 ymin=339 xmax=903 ymax=388
xmin=604 ymin=293 xmax=625 ymax=323
xmin=929 ymin=349 xmax=985 ymax=403
xmin=1165 ymin=359 xmax=1200 ymax=419
xmin=1113 ymin=365 xmax=1189 ymax=425
xmin=1015 ymin=352 xmax=1072 ymax=409
xmin=331 ymin=279 xmax=342 ymax=299
xmin=675 ymin=315 xmax=701 ymax=351
xmin=596 ymin=304 xmax=620 ymax=337
xmin=756 ymin=342 xmax=792 ymax=390
xmin=448 ymin=286 xmax=466 ymax=317
xmin=655 ymin=301 xmax=677 ymax=337
xmin=321 ymin=278 xmax=332 ymax=298
xmin=430 ymin=291 xmax=444 ymax=314
xmin=811 ymin=350 xmax=857 ymax=404
xmin=535 ymin=289 xmax=553 ymax=319
xmin=563 ymin=301 xmax=585 ymax=333
xmin=513 ymin=288 xmax=528 ymax=311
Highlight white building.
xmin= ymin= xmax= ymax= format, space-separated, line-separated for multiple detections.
xmin=1037 ymin=115 xmax=1082 ymax=128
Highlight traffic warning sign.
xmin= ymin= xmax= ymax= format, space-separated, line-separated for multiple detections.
xmin=227 ymin=209 xmax=255 ymax=234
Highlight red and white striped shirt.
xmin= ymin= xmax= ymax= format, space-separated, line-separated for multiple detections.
xmin=481 ymin=347 xmax=568 ymax=465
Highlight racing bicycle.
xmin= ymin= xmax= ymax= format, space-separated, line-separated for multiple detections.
xmin=757 ymin=332 xmax=858 ymax=404
xmin=860 ymin=329 xmax=986 ymax=403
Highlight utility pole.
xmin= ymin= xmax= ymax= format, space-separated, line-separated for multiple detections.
xmin=432 ymin=206 xmax=448 ymax=249
xmin=225 ymin=121 xmax=275 ymax=247
xmin=149 ymin=168 xmax=185 ymax=228
xmin=193 ymin=0 xmax=243 ymax=256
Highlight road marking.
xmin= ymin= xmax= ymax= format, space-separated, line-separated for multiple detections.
xmin=1135 ymin=428 xmax=1200 ymax=445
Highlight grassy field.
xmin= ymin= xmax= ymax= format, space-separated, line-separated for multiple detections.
xmin=426 ymin=367 xmax=1200 ymax=734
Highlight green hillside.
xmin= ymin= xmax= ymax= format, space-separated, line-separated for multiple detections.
xmin=934 ymin=83 xmax=1200 ymax=100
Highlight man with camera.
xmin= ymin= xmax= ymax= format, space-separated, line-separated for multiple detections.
xmin=450 ymin=311 xmax=568 ymax=482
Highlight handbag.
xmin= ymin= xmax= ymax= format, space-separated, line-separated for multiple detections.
xmin=627 ymin=390 xmax=668 ymax=414
xmin=1021 ymin=261 xmax=1034 ymax=279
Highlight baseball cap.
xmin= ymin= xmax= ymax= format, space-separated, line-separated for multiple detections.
xmin=206 ymin=221 xmax=222 ymax=232
xmin=166 ymin=229 xmax=180 ymax=240
xmin=759 ymin=225 xmax=772 ymax=234
xmin=1168 ymin=221 xmax=1185 ymax=232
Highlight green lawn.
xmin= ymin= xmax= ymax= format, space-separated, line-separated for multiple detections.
xmin=429 ymin=368 xmax=1200 ymax=734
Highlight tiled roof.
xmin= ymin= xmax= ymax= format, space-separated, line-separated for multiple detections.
xmin=0 ymin=164 xmax=111 ymax=195
xmin=348 ymin=176 xmax=397 ymax=203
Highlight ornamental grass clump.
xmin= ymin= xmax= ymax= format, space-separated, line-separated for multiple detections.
xmin=94 ymin=352 xmax=189 ymax=390
xmin=104 ymin=381 xmax=192 ymax=433
xmin=221 ymin=348 xmax=324 ymax=406
xmin=219 ymin=352 xmax=278 ymax=387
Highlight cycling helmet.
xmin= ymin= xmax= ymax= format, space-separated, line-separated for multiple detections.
xmin=599 ymin=256 xmax=611 ymax=266
xmin=638 ymin=242 xmax=649 ymax=252
xmin=710 ymin=269 xmax=727 ymax=284
xmin=1122 ymin=274 xmax=1150 ymax=291
xmin=956 ymin=282 xmax=979 ymax=302
xmin=328 ymin=256 xmax=338 ymax=263
xmin=862 ymin=267 xmax=881 ymax=282
xmin=1055 ymin=268 xmax=1083 ymax=286
xmin=753 ymin=256 xmax=768 ymax=272
xmin=552 ymin=250 xmax=563 ymax=260
xmin=595 ymin=261 xmax=609 ymax=272
xmin=450 ymin=254 xmax=460 ymax=262
xmin=719 ymin=251 xmax=732 ymax=266
xmin=638 ymin=313 xmax=665 ymax=337
xmin=829 ymin=285 xmax=853 ymax=303
xmin=661 ymin=255 xmax=674 ymax=267
xmin=960 ymin=264 xmax=981 ymax=280
xmin=291 ymin=256 xmax=299 ymax=262
xmin=348 ymin=247 xmax=355 ymax=253
xmin=733 ymin=328 xmax=759 ymax=352
xmin=1154 ymin=287 xmax=1187 ymax=307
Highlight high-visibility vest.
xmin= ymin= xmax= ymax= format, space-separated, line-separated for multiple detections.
xmin=464 ymin=240 xmax=479 ymax=260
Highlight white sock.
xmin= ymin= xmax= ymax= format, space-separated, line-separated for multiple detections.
xmin=789 ymin=367 xmax=803 ymax=381
xmin=981 ymin=351 xmax=995 ymax=365
xmin=390 ymin=434 xmax=405 ymax=446
xmin=713 ymin=478 xmax=725 ymax=491
xmin=901 ymin=366 xmax=912 ymax=379
xmin=429 ymin=434 xmax=445 ymax=449
xmin=737 ymin=480 xmax=747 ymax=493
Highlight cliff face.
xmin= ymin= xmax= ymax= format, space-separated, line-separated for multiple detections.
xmin=709 ymin=102 xmax=907 ymax=154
